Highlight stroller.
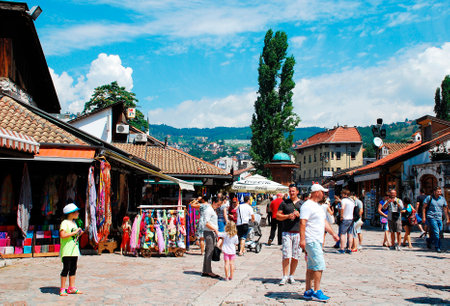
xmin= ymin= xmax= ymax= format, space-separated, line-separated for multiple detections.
xmin=245 ymin=212 xmax=262 ymax=253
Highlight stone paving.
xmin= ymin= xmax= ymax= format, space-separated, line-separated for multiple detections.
xmin=0 ymin=224 xmax=449 ymax=305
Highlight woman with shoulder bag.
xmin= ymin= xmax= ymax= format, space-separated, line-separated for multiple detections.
xmin=401 ymin=197 xmax=416 ymax=248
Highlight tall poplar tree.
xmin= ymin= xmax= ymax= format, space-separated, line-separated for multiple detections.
xmin=434 ymin=75 xmax=450 ymax=120
xmin=250 ymin=30 xmax=300 ymax=176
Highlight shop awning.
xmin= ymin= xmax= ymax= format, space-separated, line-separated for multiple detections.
xmin=35 ymin=147 xmax=96 ymax=163
xmin=145 ymin=179 xmax=203 ymax=186
xmin=0 ymin=127 xmax=40 ymax=154
xmin=354 ymin=172 xmax=380 ymax=183
xmin=103 ymin=150 xmax=195 ymax=191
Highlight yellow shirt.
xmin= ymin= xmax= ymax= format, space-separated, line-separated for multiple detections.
xmin=59 ymin=219 xmax=80 ymax=260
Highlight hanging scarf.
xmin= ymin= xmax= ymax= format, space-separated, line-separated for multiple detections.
xmin=41 ymin=176 xmax=58 ymax=216
xmin=17 ymin=164 xmax=32 ymax=237
xmin=85 ymin=166 xmax=98 ymax=243
xmin=0 ymin=174 xmax=13 ymax=215
xmin=97 ymin=160 xmax=112 ymax=242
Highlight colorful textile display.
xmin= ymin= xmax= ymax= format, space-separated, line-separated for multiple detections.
xmin=17 ymin=164 xmax=32 ymax=237
xmin=85 ymin=166 xmax=98 ymax=244
xmin=97 ymin=160 xmax=112 ymax=243
xmin=41 ymin=176 xmax=58 ymax=216
xmin=130 ymin=213 xmax=141 ymax=252
xmin=133 ymin=209 xmax=186 ymax=254
xmin=66 ymin=173 xmax=77 ymax=202
xmin=0 ymin=174 xmax=13 ymax=215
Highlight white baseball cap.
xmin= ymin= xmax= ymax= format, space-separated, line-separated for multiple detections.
xmin=63 ymin=203 xmax=80 ymax=214
xmin=310 ymin=184 xmax=328 ymax=193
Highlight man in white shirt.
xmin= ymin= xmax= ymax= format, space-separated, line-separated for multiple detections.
xmin=300 ymin=184 xmax=339 ymax=302
xmin=236 ymin=196 xmax=255 ymax=256
xmin=202 ymin=196 xmax=222 ymax=278
xmin=338 ymin=189 xmax=355 ymax=254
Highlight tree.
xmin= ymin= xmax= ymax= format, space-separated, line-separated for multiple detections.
xmin=83 ymin=81 xmax=148 ymax=132
xmin=250 ymin=29 xmax=300 ymax=176
xmin=434 ymin=75 xmax=450 ymax=121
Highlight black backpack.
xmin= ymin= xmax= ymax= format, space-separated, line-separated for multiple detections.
xmin=353 ymin=200 xmax=360 ymax=222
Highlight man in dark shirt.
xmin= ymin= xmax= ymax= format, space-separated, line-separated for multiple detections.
xmin=415 ymin=189 xmax=427 ymax=237
xmin=276 ymin=184 xmax=301 ymax=285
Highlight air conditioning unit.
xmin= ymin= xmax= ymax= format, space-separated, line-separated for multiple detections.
xmin=116 ymin=124 xmax=129 ymax=134
xmin=135 ymin=133 xmax=147 ymax=143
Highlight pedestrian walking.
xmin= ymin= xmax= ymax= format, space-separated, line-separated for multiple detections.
xmin=236 ymin=196 xmax=255 ymax=256
xmin=415 ymin=189 xmax=427 ymax=237
xmin=268 ymin=193 xmax=283 ymax=246
xmin=338 ymin=189 xmax=354 ymax=254
xmin=378 ymin=193 xmax=391 ymax=247
xmin=216 ymin=197 xmax=229 ymax=233
xmin=382 ymin=189 xmax=403 ymax=251
xmin=228 ymin=197 xmax=239 ymax=223
xmin=201 ymin=196 xmax=222 ymax=278
xmin=59 ymin=203 xmax=84 ymax=296
xmin=401 ymin=197 xmax=415 ymax=249
xmin=191 ymin=196 xmax=208 ymax=255
xmin=350 ymin=193 xmax=364 ymax=252
xmin=218 ymin=221 xmax=239 ymax=281
xmin=276 ymin=184 xmax=301 ymax=285
xmin=423 ymin=186 xmax=449 ymax=253
xmin=300 ymin=184 xmax=339 ymax=301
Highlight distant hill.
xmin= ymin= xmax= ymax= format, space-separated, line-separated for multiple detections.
xmin=148 ymin=124 xmax=325 ymax=142
xmin=148 ymin=123 xmax=418 ymax=143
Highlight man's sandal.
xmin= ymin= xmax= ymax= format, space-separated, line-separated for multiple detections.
xmin=59 ymin=288 xmax=68 ymax=296
xmin=67 ymin=287 xmax=83 ymax=294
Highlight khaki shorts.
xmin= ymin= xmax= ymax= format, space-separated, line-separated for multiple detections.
xmin=282 ymin=232 xmax=301 ymax=260
xmin=388 ymin=219 xmax=402 ymax=233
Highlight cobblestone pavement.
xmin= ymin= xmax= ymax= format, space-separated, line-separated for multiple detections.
xmin=1 ymin=224 xmax=449 ymax=305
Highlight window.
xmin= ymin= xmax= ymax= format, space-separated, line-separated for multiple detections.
xmin=336 ymin=144 xmax=341 ymax=147
xmin=351 ymin=151 xmax=356 ymax=160
xmin=304 ymin=156 xmax=306 ymax=164
xmin=308 ymin=169 xmax=311 ymax=177
xmin=314 ymin=154 xmax=317 ymax=162
xmin=309 ymin=155 xmax=311 ymax=163
xmin=336 ymin=152 xmax=341 ymax=160
xmin=337 ymin=167 xmax=341 ymax=171
xmin=304 ymin=170 xmax=306 ymax=178
xmin=314 ymin=169 xmax=317 ymax=177
xmin=331 ymin=152 xmax=334 ymax=159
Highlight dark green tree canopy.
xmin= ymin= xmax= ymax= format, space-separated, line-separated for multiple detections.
xmin=83 ymin=81 xmax=148 ymax=132
xmin=250 ymin=29 xmax=300 ymax=176
xmin=434 ymin=75 xmax=450 ymax=121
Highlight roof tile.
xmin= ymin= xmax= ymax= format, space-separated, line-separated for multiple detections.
xmin=297 ymin=126 xmax=361 ymax=149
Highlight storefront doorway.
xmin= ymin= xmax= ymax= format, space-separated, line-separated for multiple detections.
xmin=420 ymin=174 xmax=437 ymax=195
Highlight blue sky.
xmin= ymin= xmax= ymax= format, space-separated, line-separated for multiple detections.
xmin=21 ymin=0 xmax=450 ymax=128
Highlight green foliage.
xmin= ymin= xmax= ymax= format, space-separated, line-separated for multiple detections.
xmin=250 ymin=29 xmax=300 ymax=175
xmin=434 ymin=75 xmax=450 ymax=120
xmin=83 ymin=81 xmax=148 ymax=132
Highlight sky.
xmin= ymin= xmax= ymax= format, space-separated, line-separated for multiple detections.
xmin=20 ymin=0 xmax=450 ymax=128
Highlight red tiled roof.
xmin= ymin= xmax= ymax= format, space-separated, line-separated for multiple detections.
xmin=234 ymin=166 xmax=255 ymax=176
xmin=349 ymin=131 xmax=450 ymax=175
xmin=383 ymin=143 xmax=411 ymax=154
xmin=0 ymin=96 xmax=87 ymax=145
xmin=112 ymin=142 xmax=230 ymax=177
xmin=296 ymin=126 xmax=361 ymax=149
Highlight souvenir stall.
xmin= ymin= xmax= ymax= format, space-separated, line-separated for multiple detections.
xmin=130 ymin=205 xmax=187 ymax=257
xmin=0 ymin=160 xmax=89 ymax=259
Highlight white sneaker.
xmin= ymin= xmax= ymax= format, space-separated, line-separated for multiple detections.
xmin=288 ymin=276 xmax=296 ymax=284
xmin=279 ymin=276 xmax=288 ymax=286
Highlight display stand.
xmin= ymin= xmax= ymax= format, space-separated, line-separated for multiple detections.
xmin=136 ymin=205 xmax=186 ymax=257
xmin=98 ymin=241 xmax=118 ymax=254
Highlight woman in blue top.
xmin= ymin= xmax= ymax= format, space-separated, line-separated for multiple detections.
xmin=401 ymin=197 xmax=415 ymax=248
xmin=378 ymin=193 xmax=391 ymax=247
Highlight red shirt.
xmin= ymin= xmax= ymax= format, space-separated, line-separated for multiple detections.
xmin=270 ymin=198 xmax=283 ymax=219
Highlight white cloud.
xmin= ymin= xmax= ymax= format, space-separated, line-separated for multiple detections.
xmin=41 ymin=0 xmax=362 ymax=55
xmin=148 ymin=43 xmax=450 ymax=128
xmin=50 ymin=53 xmax=133 ymax=113
xmin=290 ymin=36 xmax=307 ymax=48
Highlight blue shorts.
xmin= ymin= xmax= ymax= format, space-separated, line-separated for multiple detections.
xmin=339 ymin=220 xmax=353 ymax=235
xmin=305 ymin=241 xmax=326 ymax=271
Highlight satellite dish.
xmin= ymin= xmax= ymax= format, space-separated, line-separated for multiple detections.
xmin=373 ymin=137 xmax=383 ymax=148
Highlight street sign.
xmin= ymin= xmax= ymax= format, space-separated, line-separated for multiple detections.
xmin=127 ymin=108 xmax=136 ymax=119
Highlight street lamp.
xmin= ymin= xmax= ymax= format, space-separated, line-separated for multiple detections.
xmin=372 ymin=118 xmax=386 ymax=159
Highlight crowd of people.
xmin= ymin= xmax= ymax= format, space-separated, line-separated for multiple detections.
xmin=56 ymin=183 xmax=448 ymax=301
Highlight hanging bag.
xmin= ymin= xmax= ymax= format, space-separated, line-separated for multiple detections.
xmin=212 ymin=245 xmax=222 ymax=261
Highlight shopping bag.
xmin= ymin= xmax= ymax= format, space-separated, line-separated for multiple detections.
xmin=212 ymin=246 xmax=221 ymax=261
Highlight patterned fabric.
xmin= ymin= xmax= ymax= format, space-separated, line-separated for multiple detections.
xmin=17 ymin=164 xmax=32 ymax=237
xmin=97 ymin=160 xmax=112 ymax=242
xmin=41 ymin=176 xmax=58 ymax=216
xmin=85 ymin=166 xmax=98 ymax=244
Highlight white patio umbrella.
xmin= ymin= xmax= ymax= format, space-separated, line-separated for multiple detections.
xmin=231 ymin=174 xmax=289 ymax=193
